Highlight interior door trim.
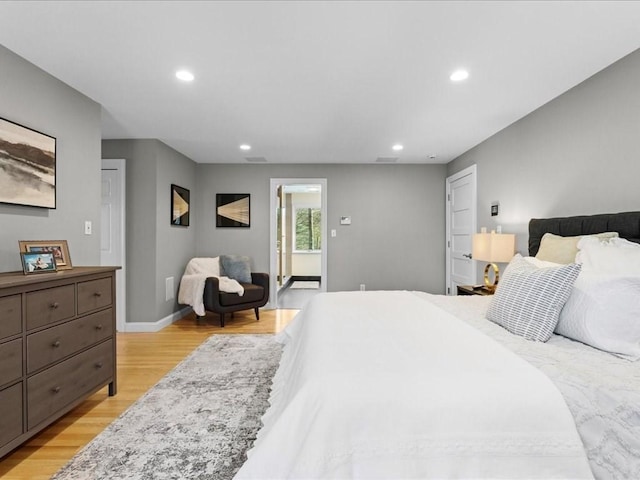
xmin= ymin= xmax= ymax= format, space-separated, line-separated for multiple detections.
xmin=269 ymin=178 xmax=327 ymax=308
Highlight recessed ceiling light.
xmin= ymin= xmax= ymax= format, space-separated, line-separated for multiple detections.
xmin=176 ymin=70 xmax=194 ymax=82
xmin=240 ymin=144 xmax=251 ymax=151
xmin=392 ymin=144 xmax=404 ymax=151
xmin=450 ymin=69 xmax=469 ymax=82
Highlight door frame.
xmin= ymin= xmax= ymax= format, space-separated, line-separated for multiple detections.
xmin=269 ymin=178 xmax=327 ymax=308
xmin=445 ymin=164 xmax=477 ymax=295
xmin=101 ymin=158 xmax=126 ymax=331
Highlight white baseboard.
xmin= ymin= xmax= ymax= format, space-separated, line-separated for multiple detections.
xmin=122 ymin=306 xmax=192 ymax=332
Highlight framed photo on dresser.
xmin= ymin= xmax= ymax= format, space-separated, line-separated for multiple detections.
xmin=20 ymin=252 xmax=57 ymax=274
xmin=19 ymin=240 xmax=72 ymax=270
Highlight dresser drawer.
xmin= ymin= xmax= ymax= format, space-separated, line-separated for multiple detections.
xmin=27 ymin=309 xmax=114 ymax=374
xmin=0 ymin=382 xmax=23 ymax=448
xmin=77 ymin=278 xmax=112 ymax=315
xmin=26 ymin=285 xmax=75 ymax=330
xmin=0 ymin=339 xmax=22 ymax=387
xmin=27 ymin=339 xmax=113 ymax=429
xmin=0 ymin=295 xmax=22 ymax=340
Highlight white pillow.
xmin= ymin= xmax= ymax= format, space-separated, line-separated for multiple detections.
xmin=535 ymin=231 xmax=618 ymax=264
xmin=556 ymin=272 xmax=640 ymax=360
xmin=523 ymin=256 xmax=563 ymax=269
xmin=554 ymin=237 xmax=640 ymax=359
xmin=487 ymin=254 xmax=581 ymax=342
xmin=576 ymin=237 xmax=640 ymax=274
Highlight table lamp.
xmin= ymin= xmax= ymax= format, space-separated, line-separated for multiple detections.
xmin=472 ymin=231 xmax=516 ymax=291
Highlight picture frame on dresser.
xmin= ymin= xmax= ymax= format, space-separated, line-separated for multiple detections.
xmin=20 ymin=252 xmax=57 ymax=274
xmin=19 ymin=239 xmax=72 ymax=270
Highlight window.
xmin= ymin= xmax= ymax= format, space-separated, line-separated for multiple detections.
xmin=294 ymin=207 xmax=321 ymax=251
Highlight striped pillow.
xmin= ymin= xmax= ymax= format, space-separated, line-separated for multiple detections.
xmin=486 ymin=254 xmax=581 ymax=342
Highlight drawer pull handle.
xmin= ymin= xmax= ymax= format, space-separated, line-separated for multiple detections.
xmin=50 ymin=302 xmax=59 ymax=309
xmin=95 ymin=362 xmax=104 ymax=369
xmin=52 ymin=341 xmax=61 ymax=348
xmin=95 ymin=324 xmax=103 ymax=331
xmin=94 ymin=291 xmax=103 ymax=297
xmin=52 ymin=386 xmax=61 ymax=394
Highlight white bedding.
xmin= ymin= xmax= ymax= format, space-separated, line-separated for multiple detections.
xmin=234 ymin=291 xmax=593 ymax=479
xmin=426 ymin=294 xmax=640 ymax=480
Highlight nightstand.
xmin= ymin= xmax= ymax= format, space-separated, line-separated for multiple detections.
xmin=457 ymin=285 xmax=495 ymax=296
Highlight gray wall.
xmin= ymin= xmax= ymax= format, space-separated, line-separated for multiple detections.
xmin=102 ymin=139 xmax=197 ymax=323
xmin=0 ymin=44 xmax=102 ymax=271
xmin=195 ymin=164 xmax=447 ymax=294
xmin=447 ymin=48 xmax=640 ymax=258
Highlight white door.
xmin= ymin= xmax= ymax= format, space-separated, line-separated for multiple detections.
xmin=101 ymin=159 xmax=126 ymax=331
xmin=445 ymin=165 xmax=477 ymax=295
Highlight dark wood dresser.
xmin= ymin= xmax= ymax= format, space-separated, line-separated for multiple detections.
xmin=456 ymin=285 xmax=495 ymax=296
xmin=0 ymin=266 xmax=118 ymax=458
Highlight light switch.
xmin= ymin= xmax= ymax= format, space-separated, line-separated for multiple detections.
xmin=331 ymin=229 xmax=337 ymax=237
xmin=84 ymin=221 xmax=92 ymax=235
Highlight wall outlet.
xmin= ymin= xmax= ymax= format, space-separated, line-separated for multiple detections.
xmin=165 ymin=277 xmax=174 ymax=301
xmin=360 ymin=284 xmax=365 ymax=291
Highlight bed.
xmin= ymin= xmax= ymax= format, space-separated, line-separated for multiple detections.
xmin=235 ymin=212 xmax=640 ymax=480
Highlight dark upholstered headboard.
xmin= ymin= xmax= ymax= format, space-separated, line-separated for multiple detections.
xmin=529 ymin=211 xmax=640 ymax=256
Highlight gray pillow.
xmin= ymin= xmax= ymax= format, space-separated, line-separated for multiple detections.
xmin=486 ymin=254 xmax=581 ymax=342
xmin=220 ymin=255 xmax=252 ymax=284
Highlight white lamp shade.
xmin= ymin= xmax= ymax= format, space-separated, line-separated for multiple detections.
xmin=472 ymin=233 xmax=515 ymax=263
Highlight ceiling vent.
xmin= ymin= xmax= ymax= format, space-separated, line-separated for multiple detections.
xmin=245 ymin=157 xmax=267 ymax=163
xmin=375 ymin=157 xmax=398 ymax=163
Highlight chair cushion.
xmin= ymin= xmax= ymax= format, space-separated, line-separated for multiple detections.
xmin=219 ymin=283 xmax=264 ymax=306
xmin=220 ymin=255 xmax=252 ymax=283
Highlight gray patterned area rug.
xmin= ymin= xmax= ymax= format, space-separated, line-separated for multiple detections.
xmin=52 ymin=334 xmax=282 ymax=480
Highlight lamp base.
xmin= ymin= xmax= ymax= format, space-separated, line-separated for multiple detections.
xmin=483 ymin=263 xmax=500 ymax=292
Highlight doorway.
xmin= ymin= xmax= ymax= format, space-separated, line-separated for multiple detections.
xmin=269 ymin=178 xmax=327 ymax=308
xmin=101 ymin=159 xmax=126 ymax=331
xmin=445 ymin=165 xmax=477 ymax=295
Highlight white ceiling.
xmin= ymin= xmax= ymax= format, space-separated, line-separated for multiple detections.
xmin=0 ymin=1 xmax=639 ymax=165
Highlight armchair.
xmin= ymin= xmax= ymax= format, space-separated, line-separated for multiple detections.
xmin=200 ymin=272 xmax=269 ymax=327
xmin=178 ymin=256 xmax=270 ymax=328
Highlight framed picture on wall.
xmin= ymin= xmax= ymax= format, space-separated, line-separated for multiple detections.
xmin=0 ymin=117 xmax=56 ymax=209
xmin=171 ymin=184 xmax=190 ymax=227
xmin=21 ymin=252 xmax=57 ymax=274
xmin=19 ymin=240 xmax=73 ymax=270
xmin=216 ymin=193 xmax=250 ymax=228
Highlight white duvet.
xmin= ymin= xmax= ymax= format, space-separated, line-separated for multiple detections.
xmin=235 ymin=291 xmax=593 ymax=479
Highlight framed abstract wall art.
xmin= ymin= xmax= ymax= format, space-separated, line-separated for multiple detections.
xmin=0 ymin=117 xmax=56 ymax=209
xmin=216 ymin=193 xmax=250 ymax=228
xmin=171 ymin=184 xmax=190 ymax=227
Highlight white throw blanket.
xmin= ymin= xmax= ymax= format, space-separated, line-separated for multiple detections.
xmin=235 ymin=291 xmax=593 ymax=479
xmin=178 ymin=257 xmax=244 ymax=316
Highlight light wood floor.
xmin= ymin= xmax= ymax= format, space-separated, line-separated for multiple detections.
xmin=0 ymin=308 xmax=299 ymax=480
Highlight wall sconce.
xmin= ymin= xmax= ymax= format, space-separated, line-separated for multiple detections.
xmin=472 ymin=232 xmax=515 ymax=291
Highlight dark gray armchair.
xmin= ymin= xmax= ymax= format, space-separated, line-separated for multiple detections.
xmin=199 ymin=272 xmax=269 ymax=327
